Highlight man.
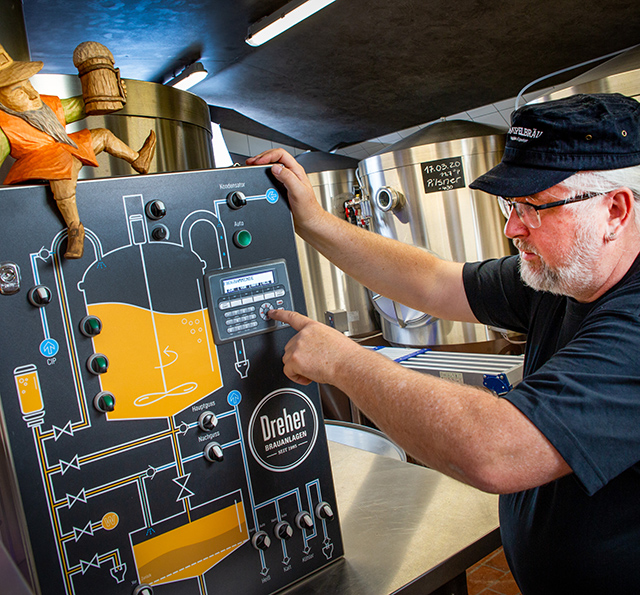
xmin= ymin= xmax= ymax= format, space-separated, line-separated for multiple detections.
xmin=0 ymin=44 xmax=156 ymax=259
xmin=247 ymin=93 xmax=640 ymax=594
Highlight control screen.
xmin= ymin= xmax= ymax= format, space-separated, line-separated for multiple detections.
xmin=205 ymin=259 xmax=293 ymax=344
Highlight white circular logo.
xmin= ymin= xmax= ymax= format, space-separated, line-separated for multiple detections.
xmin=248 ymin=388 xmax=318 ymax=472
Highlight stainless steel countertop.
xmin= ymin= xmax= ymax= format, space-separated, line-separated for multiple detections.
xmin=284 ymin=441 xmax=500 ymax=594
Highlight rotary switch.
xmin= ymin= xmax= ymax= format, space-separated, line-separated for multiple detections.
xmin=315 ymin=501 xmax=335 ymax=522
xmin=27 ymin=285 xmax=52 ymax=307
xmin=226 ymin=191 xmax=247 ymax=210
xmin=198 ymin=411 xmax=218 ymax=431
xmin=87 ymin=353 xmax=109 ymax=375
xmin=203 ymin=442 xmax=224 ymax=462
xmin=274 ymin=521 xmax=294 ymax=540
xmin=295 ymin=511 xmax=314 ymax=531
xmin=251 ymin=530 xmax=271 ymax=551
xmin=144 ymin=200 xmax=166 ymax=220
xmin=94 ymin=391 xmax=116 ymax=413
xmin=80 ymin=315 xmax=102 ymax=337
xmin=132 ymin=585 xmax=154 ymax=595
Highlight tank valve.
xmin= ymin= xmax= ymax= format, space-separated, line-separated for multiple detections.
xmin=374 ymin=186 xmax=405 ymax=212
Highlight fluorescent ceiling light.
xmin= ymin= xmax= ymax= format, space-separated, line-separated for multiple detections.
xmin=246 ymin=0 xmax=337 ymax=47
xmin=165 ymin=62 xmax=208 ymax=91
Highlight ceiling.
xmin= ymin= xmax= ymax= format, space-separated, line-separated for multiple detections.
xmin=18 ymin=0 xmax=640 ymax=152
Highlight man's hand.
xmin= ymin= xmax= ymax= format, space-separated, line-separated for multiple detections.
xmin=246 ymin=149 xmax=326 ymax=231
xmin=268 ymin=308 xmax=357 ymax=386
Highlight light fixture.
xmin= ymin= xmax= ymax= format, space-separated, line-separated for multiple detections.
xmin=245 ymin=0 xmax=337 ymax=47
xmin=164 ymin=62 xmax=208 ymax=91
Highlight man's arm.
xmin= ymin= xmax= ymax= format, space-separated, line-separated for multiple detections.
xmin=269 ymin=308 xmax=572 ymax=494
xmin=247 ymin=149 xmax=478 ymax=324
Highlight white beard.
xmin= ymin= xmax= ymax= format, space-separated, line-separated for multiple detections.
xmin=515 ymin=217 xmax=603 ymax=298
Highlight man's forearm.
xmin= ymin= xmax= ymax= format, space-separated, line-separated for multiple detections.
xmin=330 ymin=344 xmax=571 ymax=494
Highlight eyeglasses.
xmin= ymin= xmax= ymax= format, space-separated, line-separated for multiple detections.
xmin=497 ymin=192 xmax=604 ymax=229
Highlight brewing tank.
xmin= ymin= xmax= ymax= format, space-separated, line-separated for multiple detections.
xmin=29 ymin=73 xmax=215 ymax=175
xmin=532 ymin=44 xmax=640 ymax=103
xmin=295 ymin=151 xmax=379 ymax=337
xmin=358 ymin=120 xmax=510 ymax=347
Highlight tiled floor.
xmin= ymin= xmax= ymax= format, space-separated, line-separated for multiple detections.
xmin=467 ymin=547 xmax=521 ymax=595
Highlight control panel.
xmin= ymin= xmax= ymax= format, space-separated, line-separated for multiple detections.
xmin=205 ymin=260 xmax=292 ymax=343
xmin=0 ymin=166 xmax=343 ymax=595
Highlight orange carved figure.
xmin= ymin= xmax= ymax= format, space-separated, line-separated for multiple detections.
xmin=0 ymin=42 xmax=156 ymax=259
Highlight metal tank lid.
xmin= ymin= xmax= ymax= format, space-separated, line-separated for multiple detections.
xmin=359 ymin=120 xmax=506 ymax=175
xmin=296 ymin=151 xmax=359 ymax=173
xmin=532 ymin=45 xmax=640 ymax=103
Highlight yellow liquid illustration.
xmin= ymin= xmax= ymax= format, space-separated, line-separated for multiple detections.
xmin=133 ymin=502 xmax=247 ymax=585
xmin=88 ymin=303 xmax=222 ymax=420
xmin=14 ymin=364 xmax=44 ymax=415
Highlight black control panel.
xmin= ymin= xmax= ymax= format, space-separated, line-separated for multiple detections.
xmin=0 ymin=166 xmax=343 ymax=595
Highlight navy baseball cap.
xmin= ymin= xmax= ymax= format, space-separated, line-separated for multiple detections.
xmin=470 ymin=93 xmax=640 ymax=197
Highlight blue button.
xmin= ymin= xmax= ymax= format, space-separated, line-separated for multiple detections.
xmin=40 ymin=339 xmax=59 ymax=357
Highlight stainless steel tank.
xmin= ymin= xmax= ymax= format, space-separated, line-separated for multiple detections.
xmin=295 ymin=151 xmax=379 ymax=337
xmin=29 ymin=73 xmax=215 ymax=175
xmin=358 ymin=121 xmax=511 ymax=347
xmin=532 ymin=44 xmax=640 ymax=102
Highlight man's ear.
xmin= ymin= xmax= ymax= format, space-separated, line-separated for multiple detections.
xmin=606 ymin=188 xmax=635 ymax=237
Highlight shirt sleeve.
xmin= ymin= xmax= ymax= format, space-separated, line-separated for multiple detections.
xmin=463 ymin=256 xmax=534 ymax=335
xmin=504 ymin=300 xmax=640 ymax=495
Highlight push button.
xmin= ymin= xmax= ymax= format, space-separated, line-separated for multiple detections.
xmin=233 ymin=229 xmax=252 ymax=248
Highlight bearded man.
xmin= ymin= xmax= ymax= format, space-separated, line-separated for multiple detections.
xmin=0 ymin=44 xmax=155 ymax=259
xmin=247 ymin=93 xmax=640 ymax=594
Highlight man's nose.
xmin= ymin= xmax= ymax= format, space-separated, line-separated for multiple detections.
xmin=26 ymin=84 xmax=39 ymax=99
xmin=504 ymin=207 xmax=529 ymax=239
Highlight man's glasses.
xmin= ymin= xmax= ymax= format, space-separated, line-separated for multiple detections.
xmin=497 ymin=192 xmax=604 ymax=229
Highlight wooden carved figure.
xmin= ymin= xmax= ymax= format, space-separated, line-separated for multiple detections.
xmin=0 ymin=42 xmax=156 ymax=259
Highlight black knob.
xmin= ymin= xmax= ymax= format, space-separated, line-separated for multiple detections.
xmin=226 ymin=191 xmax=247 ymax=210
xmin=28 ymin=285 xmax=52 ymax=306
xmin=132 ymin=585 xmax=154 ymax=595
xmin=151 ymin=225 xmax=169 ymax=241
xmin=94 ymin=391 xmax=115 ymax=413
xmin=80 ymin=315 xmax=102 ymax=337
xmin=145 ymin=200 xmax=166 ymax=220
xmin=274 ymin=521 xmax=294 ymax=540
xmin=87 ymin=353 xmax=109 ymax=375
xmin=198 ymin=411 xmax=218 ymax=431
xmin=251 ymin=531 xmax=271 ymax=551
xmin=315 ymin=501 xmax=335 ymax=521
xmin=203 ymin=442 xmax=224 ymax=462
xmin=295 ymin=511 xmax=314 ymax=530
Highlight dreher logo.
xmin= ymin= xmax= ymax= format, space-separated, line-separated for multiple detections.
xmin=248 ymin=388 xmax=318 ymax=472
xmin=508 ymin=126 xmax=544 ymax=143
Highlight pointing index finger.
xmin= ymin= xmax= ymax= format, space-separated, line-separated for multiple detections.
xmin=268 ymin=308 xmax=307 ymax=330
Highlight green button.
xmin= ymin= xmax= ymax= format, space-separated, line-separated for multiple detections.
xmin=234 ymin=229 xmax=252 ymax=248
